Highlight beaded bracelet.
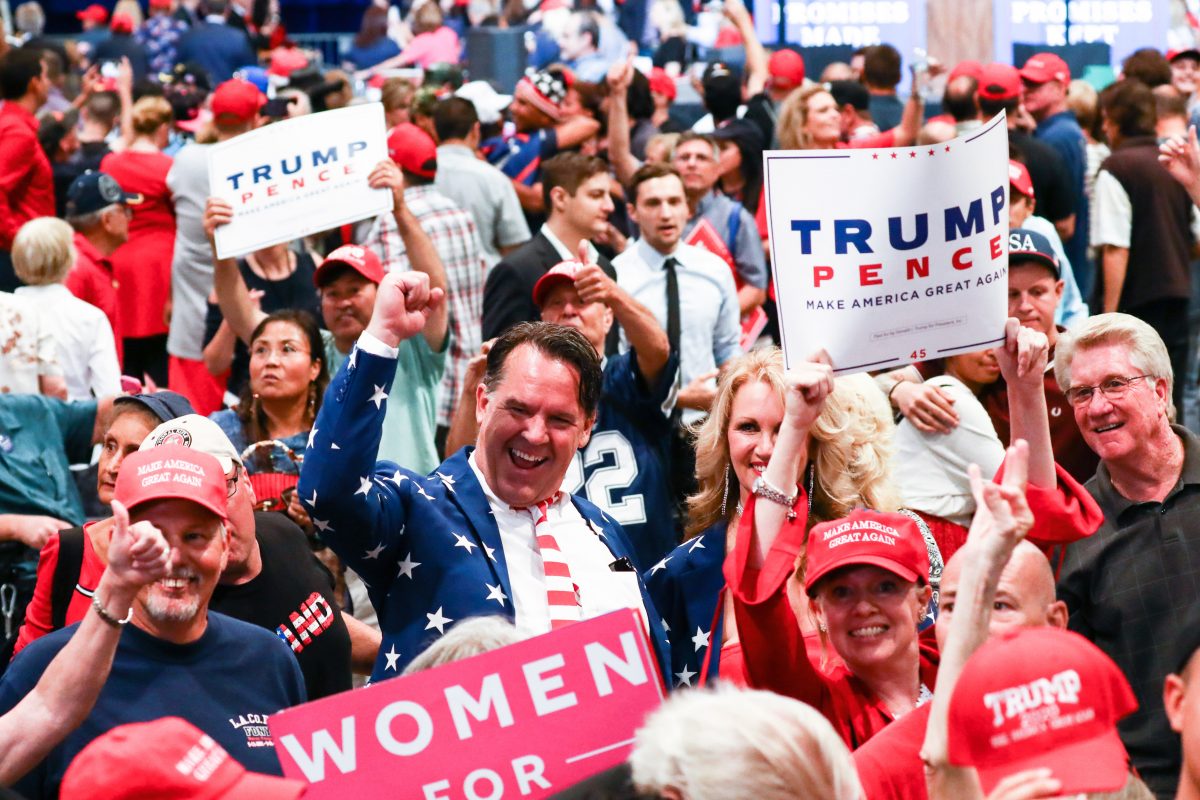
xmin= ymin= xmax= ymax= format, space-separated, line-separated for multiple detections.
xmin=91 ymin=594 xmax=133 ymax=628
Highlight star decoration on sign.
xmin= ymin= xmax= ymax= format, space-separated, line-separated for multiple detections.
xmin=369 ymin=384 xmax=389 ymax=410
xmin=871 ymin=153 xmax=879 ymax=159
xmin=397 ymin=552 xmax=420 ymax=579
xmin=676 ymin=666 xmax=697 ymax=687
xmin=312 ymin=518 xmax=332 ymax=534
xmin=908 ymin=151 xmax=917 ymax=158
xmin=452 ymin=533 xmax=477 ymax=553
xmin=307 ymin=426 xmax=319 ymax=449
xmin=688 ymin=537 xmax=705 ymax=553
xmin=355 ymin=476 xmax=372 ymax=497
xmin=928 ymin=149 xmax=935 ymax=156
xmin=426 ymin=607 xmax=452 ymax=634
xmin=692 ymin=627 xmax=710 ymax=652
xmin=364 ymin=542 xmax=386 ymax=560
xmin=890 ymin=152 xmax=897 ymax=159
xmin=945 ymin=145 xmax=951 ymax=152
xmin=485 ymin=583 xmax=507 ymax=606
xmin=384 ymin=644 xmax=400 ymax=671
xmin=650 ymin=556 xmax=671 ymax=575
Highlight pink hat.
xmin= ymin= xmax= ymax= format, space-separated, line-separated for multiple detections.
xmin=1020 ymin=52 xmax=1071 ymax=85
xmin=313 ymin=244 xmax=385 ymax=288
xmin=61 ymin=717 xmax=307 ymax=799
xmin=386 ymin=123 xmax=438 ymax=179
xmin=211 ymin=78 xmax=266 ymax=123
xmin=947 ymin=627 xmax=1137 ymax=795
xmin=1008 ymin=159 xmax=1035 ymax=199
xmin=804 ymin=509 xmax=930 ymax=594
xmin=532 ymin=260 xmax=583 ymax=307
xmin=113 ymin=444 xmax=228 ymax=521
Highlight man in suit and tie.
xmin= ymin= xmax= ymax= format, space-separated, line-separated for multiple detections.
xmin=298 ymin=270 xmax=670 ymax=682
xmin=482 ymin=152 xmax=620 ymax=342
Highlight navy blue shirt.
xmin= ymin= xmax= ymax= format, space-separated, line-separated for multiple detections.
xmin=0 ymin=612 xmax=306 ymax=799
xmin=1036 ymin=110 xmax=1091 ymax=296
xmin=563 ymin=351 xmax=680 ymax=571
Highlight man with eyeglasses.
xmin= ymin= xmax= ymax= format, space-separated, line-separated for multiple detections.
xmin=1053 ymin=312 xmax=1198 ymax=800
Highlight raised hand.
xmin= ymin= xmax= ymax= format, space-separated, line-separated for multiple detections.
xmin=994 ymin=317 xmax=1049 ymax=385
xmin=365 ymin=271 xmax=446 ymax=347
xmin=1159 ymin=126 xmax=1200 ymax=194
xmin=202 ymin=197 xmax=234 ymax=246
xmin=783 ymin=351 xmax=835 ymax=433
xmin=966 ymin=440 xmax=1033 ymax=557
xmin=894 ymin=382 xmax=959 ymax=434
xmin=368 ymin=159 xmax=406 ymax=218
xmin=106 ymin=500 xmax=171 ymax=592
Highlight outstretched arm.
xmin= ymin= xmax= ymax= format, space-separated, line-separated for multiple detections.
xmin=995 ymin=318 xmax=1054 ymax=489
xmin=0 ymin=501 xmax=169 ymax=784
xmin=205 ymin=197 xmax=267 ymax=344
xmin=605 ymin=58 xmax=642 ymax=188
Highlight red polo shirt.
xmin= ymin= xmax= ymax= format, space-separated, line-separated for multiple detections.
xmin=65 ymin=232 xmax=124 ymax=363
xmin=0 ymin=101 xmax=55 ymax=250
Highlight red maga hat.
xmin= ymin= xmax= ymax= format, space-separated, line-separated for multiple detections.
xmin=113 ymin=444 xmax=228 ymax=521
xmin=1020 ymin=52 xmax=1071 ymax=84
xmin=1008 ymin=159 xmax=1035 ymax=199
xmin=532 ymin=260 xmax=584 ymax=307
xmin=211 ymin=78 xmax=266 ymax=123
xmin=978 ymin=62 xmax=1022 ymax=102
xmin=804 ymin=509 xmax=930 ymax=594
xmin=387 ymin=122 xmax=438 ymax=179
xmin=947 ymin=627 xmax=1137 ymax=796
xmin=313 ymin=244 xmax=385 ymax=288
xmin=76 ymin=4 xmax=109 ymax=23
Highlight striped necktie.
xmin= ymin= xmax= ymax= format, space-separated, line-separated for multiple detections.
xmin=520 ymin=494 xmax=582 ymax=630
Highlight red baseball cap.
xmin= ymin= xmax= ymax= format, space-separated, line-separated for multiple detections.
xmin=386 ymin=122 xmax=438 ymax=179
xmin=269 ymin=47 xmax=310 ymax=78
xmin=313 ymin=244 xmax=385 ymax=288
xmin=947 ymin=627 xmax=1137 ymax=796
xmin=648 ymin=67 xmax=677 ymax=101
xmin=1168 ymin=48 xmax=1200 ymax=63
xmin=61 ymin=717 xmax=307 ymax=799
xmin=804 ymin=509 xmax=930 ymax=594
xmin=113 ymin=444 xmax=228 ymax=522
xmin=532 ymin=260 xmax=583 ymax=308
xmin=978 ymin=62 xmax=1022 ymax=102
xmin=110 ymin=11 xmax=134 ymax=32
xmin=149 ymin=0 xmax=172 ymax=10
xmin=1008 ymin=159 xmax=1035 ymax=199
xmin=211 ymin=78 xmax=266 ymax=124
xmin=76 ymin=4 xmax=109 ymax=23
xmin=768 ymin=49 xmax=806 ymax=90
xmin=948 ymin=59 xmax=984 ymax=83
xmin=1020 ymin=52 xmax=1071 ymax=85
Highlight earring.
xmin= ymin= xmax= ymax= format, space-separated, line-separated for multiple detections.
xmin=307 ymin=383 xmax=317 ymax=413
xmin=818 ymin=621 xmax=827 ymax=633
xmin=720 ymin=466 xmax=730 ymax=515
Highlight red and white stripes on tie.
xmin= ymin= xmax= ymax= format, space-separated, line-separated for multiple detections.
xmin=523 ymin=494 xmax=582 ymax=630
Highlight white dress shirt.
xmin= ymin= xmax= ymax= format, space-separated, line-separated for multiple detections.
xmin=468 ymin=452 xmax=646 ymax=638
xmin=539 ymin=225 xmax=599 ymax=266
xmin=613 ymin=238 xmax=741 ymax=423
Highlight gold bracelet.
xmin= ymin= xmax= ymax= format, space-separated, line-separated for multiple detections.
xmin=91 ymin=594 xmax=133 ymax=628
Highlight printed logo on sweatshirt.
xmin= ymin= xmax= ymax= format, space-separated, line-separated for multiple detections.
xmin=276 ymin=591 xmax=336 ymax=654
xmin=228 ymin=713 xmax=274 ymax=748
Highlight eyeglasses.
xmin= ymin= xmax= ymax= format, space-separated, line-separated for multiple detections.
xmin=1064 ymin=375 xmax=1152 ymax=407
xmin=225 ymin=463 xmax=242 ymax=498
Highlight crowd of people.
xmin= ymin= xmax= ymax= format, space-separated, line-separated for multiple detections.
xmin=3 ymin=0 xmax=1200 ymax=798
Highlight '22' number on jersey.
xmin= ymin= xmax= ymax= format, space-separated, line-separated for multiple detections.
xmin=561 ymin=431 xmax=646 ymax=526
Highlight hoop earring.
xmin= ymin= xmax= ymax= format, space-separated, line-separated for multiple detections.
xmin=720 ymin=466 xmax=731 ymax=516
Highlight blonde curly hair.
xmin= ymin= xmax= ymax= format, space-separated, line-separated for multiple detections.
xmin=776 ymin=84 xmax=835 ymax=151
xmin=685 ymin=348 xmax=899 ymax=539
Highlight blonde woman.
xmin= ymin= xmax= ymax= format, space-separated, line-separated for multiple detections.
xmin=645 ymin=347 xmax=902 ymax=691
xmin=12 ymin=218 xmax=120 ymax=400
xmin=775 ymin=81 xmax=923 ymax=150
xmin=100 ymin=96 xmax=175 ymax=385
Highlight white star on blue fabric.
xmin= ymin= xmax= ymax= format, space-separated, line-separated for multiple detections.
xmin=307 ymin=426 xmax=319 ymax=449
xmin=331 ymin=443 xmax=340 ymax=450
xmin=675 ymin=666 xmax=697 ymax=687
xmin=355 ymin=476 xmax=372 ymax=497
xmin=426 ymin=607 xmax=452 ymax=634
xmin=452 ymin=533 xmax=477 ymax=553
xmin=384 ymin=644 xmax=400 ymax=671
xmin=397 ymin=553 xmax=420 ymax=579
xmin=485 ymin=583 xmax=507 ymax=606
xmin=387 ymin=471 xmax=408 ymax=485
xmin=692 ymin=627 xmax=710 ymax=652
xmin=483 ymin=544 xmax=497 ymax=562
xmin=650 ymin=556 xmax=671 ymax=575
xmin=436 ymin=471 xmax=456 ymax=491
xmin=662 ymin=618 xmax=670 ymax=632
xmin=348 ymin=349 xmax=358 ymax=369
xmin=415 ymin=483 xmax=434 ymax=501
xmin=306 ymin=490 xmax=318 ymax=508
xmin=688 ymin=537 xmax=706 ymax=553
xmin=364 ymin=543 xmax=385 ymax=560
xmin=369 ymin=384 xmax=388 ymax=409
xmin=312 ymin=518 xmax=332 ymax=534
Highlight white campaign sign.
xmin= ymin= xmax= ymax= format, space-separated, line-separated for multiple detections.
xmin=763 ymin=113 xmax=1011 ymax=375
xmin=208 ymin=103 xmax=391 ymax=258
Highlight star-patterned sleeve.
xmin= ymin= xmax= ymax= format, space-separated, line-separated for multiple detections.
xmin=297 ymin=335 xmax=424 ymax=589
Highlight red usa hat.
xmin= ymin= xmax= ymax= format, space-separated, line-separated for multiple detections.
xmin=386 ymin=122 xmax=438 ymax=179
xmin=76 ymin=4 xmax=109 ymax=23
xmin=768 ymin=49 xmax=805 ymax=89
xmin=532 ymin=260 xmax=583 ymax=307
xmin=313 ymin=244 xmax=385 ymax=288
xmin=978 ymin=62 xmax=1022 ymax=102
xmin=1020 ymin=52 xmax=1071 ymax=84
xmin=1008 ymin=159 xmax=1035 ymax=199
xmin=804 ymin=509 xmax=930 ymax=594
xmin=61 ymin=717 xmax=306 ymax=799
xmin=211 ymin=78 xmax=266 ymax=123
xmin=114 ymin=444 xmax=228 ymax=521
xmin=947 ymin=627 xmax=1137 ymax=796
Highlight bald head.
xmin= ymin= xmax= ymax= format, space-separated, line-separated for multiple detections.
xmin=936 ymin=541 xmax=1067 ymax=650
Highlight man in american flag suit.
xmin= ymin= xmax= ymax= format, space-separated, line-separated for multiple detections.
xmin=298 ymin=269 xmax=671 ymax=683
